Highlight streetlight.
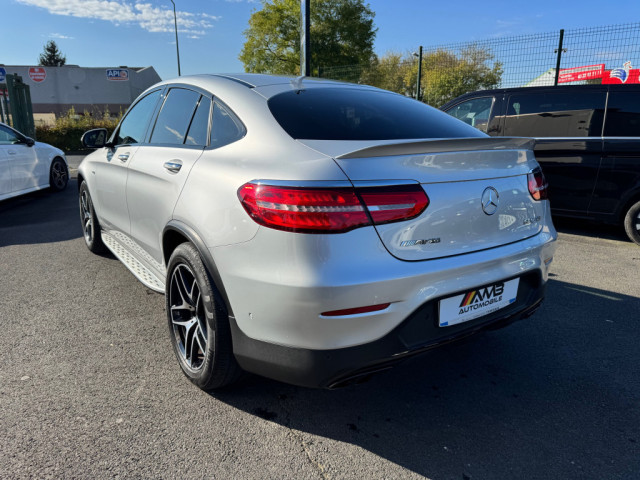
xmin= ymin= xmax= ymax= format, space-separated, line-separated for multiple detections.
xmin=170 ymin=0 xmax=181 ymax=76
xmin=413 ymin=46 xmax=423 ymax=101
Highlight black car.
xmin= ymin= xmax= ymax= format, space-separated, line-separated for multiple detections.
xmin=441 ymin=84 xmax=640 ymax=245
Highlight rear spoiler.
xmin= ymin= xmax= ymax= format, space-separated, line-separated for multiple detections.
xmin=336 ymin=137 xmax=536 ymax=159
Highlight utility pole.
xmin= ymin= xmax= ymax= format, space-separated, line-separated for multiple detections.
xmin=300 ymin=0 xmax=310 ymax=76
xmin=170 ymin=0 xmax=181 ymax=76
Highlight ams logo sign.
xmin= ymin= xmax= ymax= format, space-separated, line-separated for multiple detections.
xmin=459 ymin=283 xmax=504 ymax=309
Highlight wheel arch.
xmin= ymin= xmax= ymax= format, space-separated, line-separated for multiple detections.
xmin=617 ymin=188 xmax=640 ymax=224
xmin=162 ymin=221 xmax=235 ymax=317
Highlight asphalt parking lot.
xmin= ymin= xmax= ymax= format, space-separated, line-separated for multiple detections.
xmin=1 ymin=176 xmax=639 ymax=479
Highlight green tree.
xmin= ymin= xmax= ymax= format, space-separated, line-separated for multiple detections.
xmin=38 ymin=40 xmax=67 ymax=66
xmin=361 ymin=46 xmax=503 ymax=107
xmin=239 ymin=0 xmax=376 ymax=76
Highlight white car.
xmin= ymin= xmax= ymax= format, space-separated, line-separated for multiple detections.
xmin=0 ymin=122 xmax=68 ymax=201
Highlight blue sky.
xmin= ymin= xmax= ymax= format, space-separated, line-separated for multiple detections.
xmin=2 ymin=0 xmax=639 ymax=81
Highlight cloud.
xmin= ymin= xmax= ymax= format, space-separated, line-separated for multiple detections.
xmin=49 ymin=33 xmax=74 ymax=40
xmin=16 ymin=0 xmax=218 ymax=38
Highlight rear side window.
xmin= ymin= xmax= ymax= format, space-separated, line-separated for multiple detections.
xmin=116 ymin=90 xmax=161 ymax=145
xmin=185 ymin=96 xmax=212 ymax=146
xmin=268 ymin=88 xmax=486 ymax=140
xmin=446 ymin=97 xmax=494 ymax=133
xmin=604 ymin=91 xmax=640 ymax=137
xmin=504 ymin=91 xmax=605 ymax=137
xmin=210 ymin=101 xmax=245 ymax=149
xmin=150 ymin=88 xmax=201 ymax=145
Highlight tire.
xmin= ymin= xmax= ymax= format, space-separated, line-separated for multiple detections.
xmin=78 ymin=181 xmax=106 ymax=253
xmin=166 ymin=242 xmax=242 ymax=391
xmin=623 ymin=200 xmax=640 ymax=246
xmin=49 ymin=157 xmax=68 ymax=192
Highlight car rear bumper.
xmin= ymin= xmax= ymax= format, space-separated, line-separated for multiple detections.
xmin=229 ymin=271 xmax=546 ymax=388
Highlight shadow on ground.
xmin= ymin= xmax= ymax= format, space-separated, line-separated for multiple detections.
xmin=212 ymin=280 xmax=640 ymax=479
xmin=0 ymin=179 xmax=82 ymax=247
xmin=553 ymin=215 xmax=631 ymax=243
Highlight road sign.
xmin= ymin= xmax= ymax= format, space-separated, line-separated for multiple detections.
xmin=28 ymin=67 xmax=47 ymax=83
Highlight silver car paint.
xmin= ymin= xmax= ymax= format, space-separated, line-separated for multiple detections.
xmin=78 ymin=74 xmax=557 ymax=352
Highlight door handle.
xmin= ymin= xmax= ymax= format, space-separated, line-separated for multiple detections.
xmin=163 ymin=160 xmax=183 ymax=174
xmin=8 ymin=150 xmax=16 ymax=155
xmin=118 ymin=153 xmax=130 ymax=162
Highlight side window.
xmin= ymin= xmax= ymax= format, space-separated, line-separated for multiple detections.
xmin=185 ymin=96 xmax=212 ymax=146
xmin=150 ymin=88 xmax=200 ymax=145
xmin=446 ymin=97 xmax=493 ymax=133
xmin=116 ymin=90 xmax=161 ymax=145
xmin=210 ymin=101 xmax=245 ymax=149
xmin=604 ymin=92 xmax=640 ymax=137
xmin=0 ymin=125 xmax=20 ymax=145
xmin=504 ymin=92 xmax=606 ymax=137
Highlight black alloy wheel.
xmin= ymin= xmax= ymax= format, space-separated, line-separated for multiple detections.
xmin=166 ymin=242 xmax=242 ymax=390
xmin=49 ymin=158 xmax=68 ymax=191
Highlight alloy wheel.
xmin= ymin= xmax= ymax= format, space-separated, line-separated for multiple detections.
xmin=79 ymin=190 xmax=93 ymax=243
xmin=51 ymin=161 xmax=67 ymax=189
xmin=169 ymin=264 xmax=208 ymax=371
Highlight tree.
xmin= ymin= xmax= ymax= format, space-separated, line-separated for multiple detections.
xmin=240 ymin=0 xmax=376 ymax=76
xmin=361 ymin=46 xmax=503 ymax=107
xmin=38 ymin=40 xmax=67 ymax=67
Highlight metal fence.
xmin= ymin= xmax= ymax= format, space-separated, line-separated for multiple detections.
xmin=319 ymin=23 xmax=640 ymax=107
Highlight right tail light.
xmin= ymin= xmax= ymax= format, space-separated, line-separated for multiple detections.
xmin=528 ymin=168 xmax=548 ymax=201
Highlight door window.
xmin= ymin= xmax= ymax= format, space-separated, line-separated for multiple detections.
xmin=210 ymin=101 xmax=245 ymax=149
xmin=150 ymin=88 xmax=201 ymax=145
xmin=446 ymin=97 xmax=494 ymax=133
xmin=0 ymin=125 xmax=21 ymax=145
xmin=504 ymin=92 xmax=605 ymax=137
xmin=116 ymin=90 xmax=161 ymax=145
xmin=604 ymin=92 xmax=640 ymax=137
xmin=185 ymin=96 xmax=212 ymax=147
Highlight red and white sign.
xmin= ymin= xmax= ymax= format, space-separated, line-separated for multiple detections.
xmin=28 ymin=67 xmax=47 ymax=83
xmin=558 ymin=64 xmax=605 ymax=83
xmin=602 ymin=62 xmax=640 ymax=84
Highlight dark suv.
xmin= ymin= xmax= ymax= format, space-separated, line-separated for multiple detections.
xmin=441 ymin=84 xmax=640 ymax=245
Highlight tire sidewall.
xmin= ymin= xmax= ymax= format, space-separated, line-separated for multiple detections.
xmin=79 ymin=181 xmax=103 ymax=253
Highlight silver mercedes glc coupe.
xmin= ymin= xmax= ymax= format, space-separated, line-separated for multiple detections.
xmin=78 ymin=74 xmax=557 ymax=390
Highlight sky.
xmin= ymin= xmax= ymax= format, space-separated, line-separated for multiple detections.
xmin=1 ymin=0 xmax=639 ymax=81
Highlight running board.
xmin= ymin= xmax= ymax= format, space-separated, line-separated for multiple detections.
xmin=102 ymin=231 xmax=165 ymax=293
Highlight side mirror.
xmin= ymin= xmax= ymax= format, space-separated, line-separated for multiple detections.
xmin=24 ymin=136 xmax=35 ymax=147
xmin=81 ymin=128 xmax=109 ymax=149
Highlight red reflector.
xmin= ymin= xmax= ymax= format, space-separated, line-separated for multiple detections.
xmin=528 ymin=168 xmax=548 ymax=201
xmin=238 ymin=183 xmax=370 ymax=233
xmin=358 ymin=185 xmax=429 ymax=224
xmin=321 ymin=303 xmax=391 ymax=317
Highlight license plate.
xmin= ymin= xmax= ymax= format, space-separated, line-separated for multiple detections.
xmin=439 ymin=278 xmax=519 ymax=327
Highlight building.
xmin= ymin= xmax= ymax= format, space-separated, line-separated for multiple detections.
xmin=0 ymin=64 xmax=161 ymax=124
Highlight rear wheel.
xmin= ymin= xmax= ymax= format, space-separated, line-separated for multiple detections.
xmin=49 ymin=157 xmax=68 ymax=192
xmin=623 ymin=200 xmax=640 ymax=246
xmin=166 ymin=242 xmax=242 ymax=390
xmin=79 ymin=181 xmax=106 ymax=253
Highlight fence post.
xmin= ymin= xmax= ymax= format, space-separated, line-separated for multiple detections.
xmin=554 ymin=29 xmax=565 ymax=86
xmin=415 ymin=46 xmax=423 ymax=101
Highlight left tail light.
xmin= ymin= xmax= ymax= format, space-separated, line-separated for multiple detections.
xmin=238 ymin=182 xmax=429 ymax=234
xmin=528 ymin=167 xmax=548 ymax=201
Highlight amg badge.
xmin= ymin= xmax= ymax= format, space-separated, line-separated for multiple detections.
xmin=400 ymin=238 xmax=441 ymax=247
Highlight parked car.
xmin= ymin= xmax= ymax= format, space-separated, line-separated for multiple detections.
xmin=441 ymin=84 xmax=640 ymax=245
xmin=0 ymin=122 xmax=68 ymax=201
xmin=78 ymin=74 xmax=557 ymax=390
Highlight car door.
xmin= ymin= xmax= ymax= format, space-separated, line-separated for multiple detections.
xmin=126 ymin=87 xmax=211 ymax=269
xmin=93 ymin=89 xmax=162 ymax=232
xmin=0 ymin=124 xmax=36 ymax=194
xmin=592 ymin=88 xmax=640 ymax=216
xmin=503 ymin=90 xmax=606 ymax=214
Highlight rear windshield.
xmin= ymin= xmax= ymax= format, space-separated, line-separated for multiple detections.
xmin=267 ymin=88 xmax=487 ymax=141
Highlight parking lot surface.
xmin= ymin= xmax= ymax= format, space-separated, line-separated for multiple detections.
xmin=1 ymin=178 xmax=639 ymax=479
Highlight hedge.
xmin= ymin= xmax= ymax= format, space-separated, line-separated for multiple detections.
xmin=35 ymin=107 xmax=122 ymax=152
